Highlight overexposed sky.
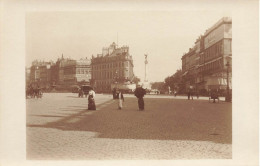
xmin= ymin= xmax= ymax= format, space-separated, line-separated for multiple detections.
xmin=26 ymin=11 xmax=231 ymax=82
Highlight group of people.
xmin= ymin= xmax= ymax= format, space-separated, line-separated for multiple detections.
xmin=187 ymin=89 xmax=199 ymax=100
xmin=84 ymin=84 xmax=147 ymax=111
xmin=106 ymin=83 xmax=148 ymax=111
xmin=187 ymin=88 xmax=221 ymax=103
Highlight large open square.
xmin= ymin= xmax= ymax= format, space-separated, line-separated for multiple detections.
xmin=26 ymin=93 xmax=232 ymax=160
xmin=2 ymin=2 xmax=260 ymax=166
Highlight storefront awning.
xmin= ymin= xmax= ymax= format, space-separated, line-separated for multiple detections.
xmin=206 ymin=77 xmax=232 ymax=89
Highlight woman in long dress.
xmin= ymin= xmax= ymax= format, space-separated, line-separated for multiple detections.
xmin=117 ymin=90 xmax=124 ymax=110
xmin=88 ymin=88 xmax=96 ymax=110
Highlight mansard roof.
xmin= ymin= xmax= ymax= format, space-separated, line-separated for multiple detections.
xmin=109 ymin=48 xmax=129 ymax=57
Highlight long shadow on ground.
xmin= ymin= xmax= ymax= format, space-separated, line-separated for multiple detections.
xmin=27 ymin=98 xmax=232 ymax=144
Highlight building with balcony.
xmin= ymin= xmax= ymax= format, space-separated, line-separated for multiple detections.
xmin=181 ymin=17 xmax=232 ymax=94
xmin=91 ymin=42 xmax=134 ymax=92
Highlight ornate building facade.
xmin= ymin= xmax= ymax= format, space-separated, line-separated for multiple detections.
xmin=62 ymin=58 xmax=91 ymax=85
xmin=182 ymin=17 xmax=232 ymax=94
xmin=91 ymin=42 xmax=134 ymax=92
xmin=29 ymin=56 xmax=91 ymax=89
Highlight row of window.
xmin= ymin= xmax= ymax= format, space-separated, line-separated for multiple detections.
xmin=201 ymin=40 xmax=223 ymax=63
xmin=93 ymin=70 xmax=127 ymax=79
xmin=64 ymin=68 xmax=90 ymax=75
xmin=199 ymin=59 xmax=223 ymax=72
xmin=92 ymin=61 xmax=129 ymax=70
xmin=93 ymin=54 xmax=130 ymax=62
xmin=76 ymin=69 xmax=90 ymax=74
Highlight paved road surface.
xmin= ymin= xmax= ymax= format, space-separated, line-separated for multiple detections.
xmin=26 ymin=93 xmax=232 ymax=160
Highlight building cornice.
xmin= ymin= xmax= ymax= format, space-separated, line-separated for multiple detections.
xmin=204 ymin=17 xmax=232 ymax=38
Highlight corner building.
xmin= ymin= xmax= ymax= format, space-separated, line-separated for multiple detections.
xmin=182 ymin=17 xmax=232 ymax=93
xmin=199 ymin=17 xmax=232 ymax=91
xmin=91 ymin=42 xmax=134 ymax=92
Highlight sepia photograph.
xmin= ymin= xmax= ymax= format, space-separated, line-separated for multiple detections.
xmin=0 ymin=0 xmax=259 ymax=166
xmin=25 ymin=11 xmax=232 ymax=160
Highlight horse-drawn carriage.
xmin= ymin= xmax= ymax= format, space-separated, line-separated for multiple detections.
xmin=78 ymin=85 xmax=92 ymax=97
xmin=209 ymin=89 xmax=219 ymax=103
xmin=26 ymin=87 xmax=43 ymax=99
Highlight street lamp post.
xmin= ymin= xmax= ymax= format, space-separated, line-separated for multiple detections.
xmin=225 ymin=61 xmax=231 ymax=102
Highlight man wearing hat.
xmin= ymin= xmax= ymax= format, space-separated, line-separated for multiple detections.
xmin=134 ymin=83 xmax=146 ymax=111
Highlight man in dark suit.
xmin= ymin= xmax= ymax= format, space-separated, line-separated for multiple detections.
xmin=134 ymin=83 xmax=146 ymax=111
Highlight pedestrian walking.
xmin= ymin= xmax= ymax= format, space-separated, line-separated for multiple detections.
xmin=116 ymin=89 xmax=124 ymax=110
xmin=88 ymin=88 xmax=96 ymax=110
xmin=213 ymin=89 xmax=219 ymax=103
xmin=174 ymin=90 xmax=177 ymax=97
xmin=78 ymin=87 xmax=83 ymax=97
xmin=188 ymin=88 xmax=193 ymax=100
xmin=134 ymin=83 xmax=146 ymax=111
xmin=190 ymin=89 xmax=194 ymax=100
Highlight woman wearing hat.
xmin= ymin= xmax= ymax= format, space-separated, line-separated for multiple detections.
xmin=88 ymin=88 xmax=96 ymax=110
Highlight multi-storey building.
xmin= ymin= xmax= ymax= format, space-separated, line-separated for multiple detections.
xmin=75 ymin=58 xmax=92 ymax=83
xmin=182 ymin=47 xmax=198 ymax=88
xmin=91 ymin=42 xmax=134 ymax=92
xmin=50 ymin=61 xmax=59 ymax=86
xmin=182 ymin=17 xmax=232 ymax=93
xmin=29 ymin=56 xmax=92 ymax=88
xmin=182 ymin=35 xmax=204 ymax=90
xmin=55 ymin=56 xmax=68 ymax=85
xmin=62 ymin=58 xmax=91 ymax=85
xmin=29 ymin=60 xmax=54 ymax=88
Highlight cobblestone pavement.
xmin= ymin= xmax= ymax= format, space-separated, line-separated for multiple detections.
xmin=27 ymin=93 xmax=232 ymax=160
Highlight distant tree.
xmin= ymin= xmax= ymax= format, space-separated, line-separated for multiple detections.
xmin=173 ymin=69 xmax=185 ymax=93
xmin=164 ymin=69 xmax=185 ymax=94
xmin=151 ymin=82 xmax=166 ymax=92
